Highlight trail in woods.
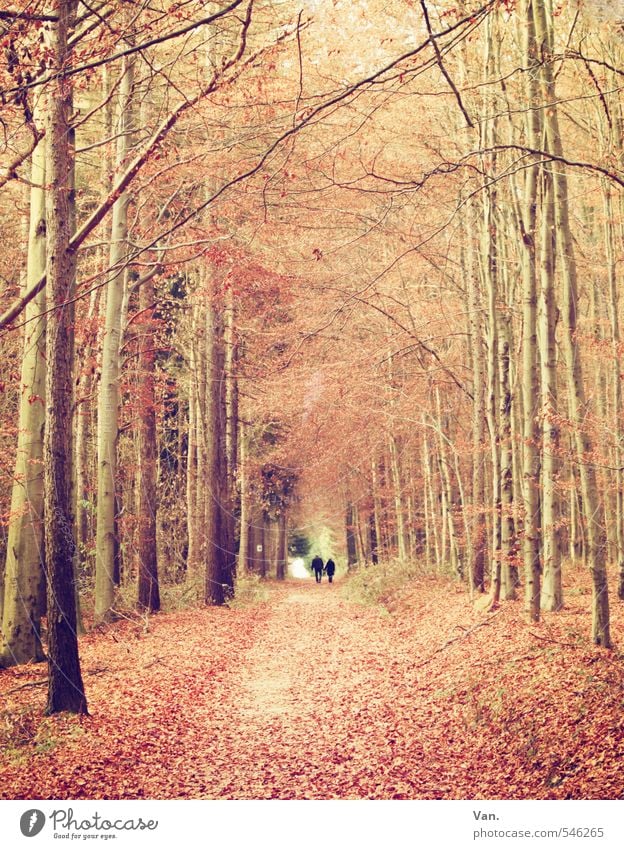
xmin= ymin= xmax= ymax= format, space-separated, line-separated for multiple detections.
xmin=2 ymin=576 xmax=624 ymax=799
xmin=207 ymin=584 xmax=423 ymax=799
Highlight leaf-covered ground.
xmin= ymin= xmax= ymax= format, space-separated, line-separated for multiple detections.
xmin=1 ymin=571 xmax=624 ymax=799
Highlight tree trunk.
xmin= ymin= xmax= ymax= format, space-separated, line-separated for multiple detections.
xmin=483 ymin=175 xmax=501 ymax=605
xmin=368 ymin=511 xmax=379 ymax=564
xmin=371 ymin=457 xmax=386 ymax=561
xmin=467 ymin=203 xmax=486 ymax=592
xmin=95 ymin=52 xmax=135 ymax=622
xmin=224 ymin=284 xmax=239 ymax=579
xmin=204 ymin=283 xmax=228 ymax=605
xmin=44 ymin=0 xmax=87 ymax=715
xmin=345 ymin=502 xmax=357 ymax=569
xmin=276 ymin=512 xmax=287 ymax=580
xmin=435 ymin=394 xmax=461 ymax=579
xmin=388 ymin=432 xmax=407 ymax=561
xmin=534 ymin=0 xmax=610 ymax=646
xmin=498 ymin=303 xmax=515 ymax=600
xmin=75 ymin=288 xmax=100 ymax=571
xmin=604 ymin=186 xmax=624 ymax=599
xmin=136 ymin=275 xmax=160 ymax=612
xmin=518 ymin=0 xmax=542 ymax=621
xmin=0 ymin=115 xmax=47 ymax=667
xmin=186 ymin=307 xmax=199 ymax=583
xmin=237 ymin=421 xmax=249 ymax=575
xmin=538 ymin=157 xmax=561 ymax=611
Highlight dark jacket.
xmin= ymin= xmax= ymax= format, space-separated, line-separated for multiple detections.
xmin=325 ymin=559 xmax=336 ymax=576
xmin=311 ymin=556 xmax=324 ymax=573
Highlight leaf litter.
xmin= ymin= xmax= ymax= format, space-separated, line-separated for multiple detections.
xmin=1 ymin=570 xmax=623 ymax=799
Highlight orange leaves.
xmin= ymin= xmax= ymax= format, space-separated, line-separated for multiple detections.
xmin=1 ymin=575 xmax=624 ymax=799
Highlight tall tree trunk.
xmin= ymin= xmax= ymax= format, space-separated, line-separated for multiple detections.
xmin=498 ymin=302 xmax=515 ymax=600
xmin=539 ymin=158 xmax=561 ymax=610
xmin=186 ymin=306 xmax=199 ymax=583
xmin=204 ymin=282 xmax=228 ymax=605
xmin=371 ymin=457 xmax=386 ymax=561
xmin=224 ymin=284 xmax=239 ymax=579
xmin=44 ymin=0 xmax=87 ymax=715
xmin=388 ymin=432 xmax=407 ymax=561
xmin=422 ymin=430 xmax=440 ymax=569
xmin=435 ymin=394 xmax=461 ymax=578
xmin=480 ymin=13 xmax=501 ymax=605
xmin=259 ymin=515 xmax=268 ymax=579
xmin=467 ymin=203 xmax=486 ymax=592
xmin=136 ymin=275 xmax=160 ymax=612
xmin=0 ymin=115 xmax=47 ymax=667
xmin=483 ymin=177 xmax=501 ymax=605
xmin=345 ymin=502 xmax=357 ymax=569
xmin=75 ymin=288 xmax=100 ymax=571
xmin=519 ymin=0 xmax=542 ymax=621
xmin=368 ymin=511 xmax=379 ymax=564
xmin=534 ymin=0 xmax=610 ymax=646
xmin=603 ymin=186 xmax=624 ymax=598
xmin=276 ymin=512 xmax=287 ymax=580
xmin=216 ymin=291 xmax=235 ymax=595
xmin=237 ymin=421 xmax=249 ymax=575
xmin=95 ymin=53 xmax=135 ymax=622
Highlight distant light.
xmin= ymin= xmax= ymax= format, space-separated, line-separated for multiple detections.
xmin=290 ymin=557 xmax=310 ymax=578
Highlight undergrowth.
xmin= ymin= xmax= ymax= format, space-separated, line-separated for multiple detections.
xmin=228 ymin=573 xmax=270 ymax=607
xmin=342 ymin=558 xmax=436 ymax=610
xmin=0 ymin=708 xmax=85 ymax=765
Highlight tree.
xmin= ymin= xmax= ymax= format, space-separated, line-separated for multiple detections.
xmin=136 ymin=273 xmax=161 ymax=613
xmin=94 ymin=50 xmax=137 ymax=623
xmin=0 ymin=111 xmax=47 ymax=667
xmin=43 ymin=0 xmax=87 ymax=715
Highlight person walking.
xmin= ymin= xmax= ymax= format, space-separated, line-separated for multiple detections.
xmin=311 ymin=554 xmax=324 ymax=583
xmin=325 ymin=558 xmax=336 ymax=583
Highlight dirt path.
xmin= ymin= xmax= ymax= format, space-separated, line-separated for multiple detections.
xmin=1 ymin=580 xmax=442 ymax=799
xmin=206 ymin=582 xmax=411 ymax=799
xmin=2 ymin=576 xmax=624 ymax=799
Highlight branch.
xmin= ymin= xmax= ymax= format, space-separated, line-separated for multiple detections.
xmin=467 ymin=144 xmax=624 ymax=188
xmin=528 ymin=631 xmax=582 ymax=649
xmin=0 ymin=129 xmax=44 ymax=192
xmin=1 ymin=0 xmax=248 ymax=96
xmin=420 ymin=0 xmax=473 ymax=128
xmin=0 ymin=2 xmax=254 ymax=332
xmin=414 ymin=611 xmax=501 ymax=669
xmin=0 ymin=9 xmax=58 ymax=22
xmin=126 ymin=2 xmax=495 ymax=260
xmin=0 ymin=0 xmax=495 ymax=332
xmin=348 ymin=293 xmax=472 ymax=399
xmin=3 ymin=679 xmax=47 ymax=694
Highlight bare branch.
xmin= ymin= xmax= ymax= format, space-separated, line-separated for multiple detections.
xmin=2 ymin=0 xmax=248 ymax=97
xmin=420 ymin=0 xmax=474 ymax=128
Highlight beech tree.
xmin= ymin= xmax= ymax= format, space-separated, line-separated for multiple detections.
xmin=43 ymin=0 xmax=87 ymax=715
xmin=0 ymin=112 xmax=47 ymax=668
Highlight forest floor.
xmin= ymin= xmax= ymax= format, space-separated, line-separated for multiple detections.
xmin=1 ymin=569 xmax=624 ymax=799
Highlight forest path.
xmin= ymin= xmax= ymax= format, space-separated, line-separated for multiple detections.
xmin=2 ymin=575 xmax=624 ymax=799
xmin=1 ymin=579 xmax=459 ymax=799
xmin=206 ymin=580 xmax=425 ymax=799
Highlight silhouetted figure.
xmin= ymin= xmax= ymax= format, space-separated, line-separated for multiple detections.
xmin=325 ymin=558 xmax=336 ymax=583
xmin=311 ymin=554 xmax=324 ymax=583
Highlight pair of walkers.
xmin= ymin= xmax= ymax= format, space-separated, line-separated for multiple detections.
xmin=311 ymin=555 xmax=335 ymax=583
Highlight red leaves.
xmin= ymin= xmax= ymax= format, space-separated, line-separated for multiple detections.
xmin=1 ymin=573 xmax=623 ymax=799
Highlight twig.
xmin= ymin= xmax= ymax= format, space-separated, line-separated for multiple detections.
xmin=414 ymin=610 xmax=501 ymax=669
xmin=420 ymin=0 xmax=474 ymax=128
xmin=4 ymin=679 xmax=47 ymax=695
xmin=528 ymin=631 xmax=582 ymax=649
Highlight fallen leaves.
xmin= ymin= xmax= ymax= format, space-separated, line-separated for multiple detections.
xmin=1 ymin=569 xmax=624 ymax=799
